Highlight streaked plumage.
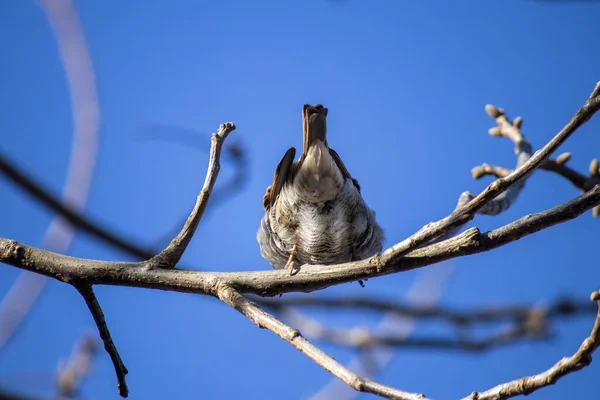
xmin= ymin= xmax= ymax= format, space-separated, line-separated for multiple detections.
xmin=257 ymin=104 xmax=384 ymax=270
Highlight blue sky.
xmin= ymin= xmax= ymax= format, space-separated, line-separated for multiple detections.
xmin=1 ymin=1 xmax=600 ymax=399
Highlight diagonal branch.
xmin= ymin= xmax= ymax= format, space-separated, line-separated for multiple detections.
xmin=0 ymin=154 xmax=155 ymax=260
xmin=75 ymin=285 xmax=128 ymax=397
xmin=216 ymin=285 xmax=427 ymax=400
xmin=148 ymin=122 xmax=236 ymax=269
xmin=464 ymin=290 xmax=600 ymax=400
xmin=381 ymin=81 xmax=600 ymax=263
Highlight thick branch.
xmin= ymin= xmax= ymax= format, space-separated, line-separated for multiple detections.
xmin=75 ymin=285 xmax=128 ymax=397
xmin=465 ymin=290 xmax=600 ymax=400
xmin=148 ymin=122 xmax=236 ymax=268
xmin=2 ymin=185 xmax=598 ymax=297
xmin=217 ymin=285 xmax=427 ymax=400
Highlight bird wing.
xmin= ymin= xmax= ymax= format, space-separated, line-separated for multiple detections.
xmin=328 ymin=148 xmax=361 ymax=192
xmin=263 ymin=146 xmax=297 ymax=211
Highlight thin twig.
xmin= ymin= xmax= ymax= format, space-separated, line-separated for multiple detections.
xmin=464 ymin=290 xmax=600 ymax=400
xmin=282 ymin=307 xmax=550 ymax=351
xmin=381 ymin=82 xmax=600 ymax=263
xmin=139 ymin=127 xmax=248 ymax=248
xmin=75 ymin=285 xmax=128 ymax=398
xmin=309 ymin=265 xmax=454 ymax=400
xmin=458 ymin=104 xmax=533 ymax=216
xmin=217 ymin=285 xmax=427 ymax=400
xmin=148 ymin=122 xmax=236 ymax=269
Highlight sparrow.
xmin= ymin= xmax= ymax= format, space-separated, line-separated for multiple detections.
xmin=257 ymin=104 xmax=384 ymax=273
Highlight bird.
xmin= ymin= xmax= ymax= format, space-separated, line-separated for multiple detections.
xmin=257 ymin=104 xmax=384 ymax=273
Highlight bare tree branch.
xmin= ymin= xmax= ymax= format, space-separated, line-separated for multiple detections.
xmin=385 ymin=81 xmax=599 ymax=259
xmin=75 ymin=285 xmax=127 ymax=397
xmin=279 ymin=306 xmax=551 ymax=352
xmin=1 ymin=81 xmax=600 ymax=399
xmin=217 ymin=285 xmax=428 ymax=400
xmin=259 ymin=295 xmax=597 ymax=327
xmin=135 ymin=124 xmax=248 ymax=249
xmin=464 ymin=290 xmax=600 ymax=400
xmin=0 ymin=119 xmax=237 ymax=397
xmin=147 ymin=122 xmax=236 ymax=269
xmin=309 ymin=265 xmax=454 ymax=400
xmin=0 ymin=184 xmax=599 ymax=297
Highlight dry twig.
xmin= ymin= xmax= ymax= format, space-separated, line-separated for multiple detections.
xmin=279 ymin=307 xmax=551 ymax=352
xmin=217 ymin=286 xmax=427 ymax=400
xmin=148 ymin=122 xmax=236 ymax=269
xmin=259 ymin=295 xmax=597 ymax=327
xmin=75 ymin=285 xmax=127 ymax=397
xmin=465 ymin=290 xmax=600 ymax=400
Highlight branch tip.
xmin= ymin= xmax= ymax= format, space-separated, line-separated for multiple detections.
xmin=488 ymin=127 xmax=502 ymax=137
xmin=555 ymin=152 xmax=572 ymax=165
xmin=512 ymin=116 xmax=523 ymax=129
xmin=589 ymin=159 xmax=599 ymax=176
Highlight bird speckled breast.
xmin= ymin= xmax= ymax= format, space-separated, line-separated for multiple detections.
xmin=258 ymin=178 xmax=384 ymax=269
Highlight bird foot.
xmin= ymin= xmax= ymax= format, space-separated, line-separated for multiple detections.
xmin=285 ymin=244 xmax=299 ymax=276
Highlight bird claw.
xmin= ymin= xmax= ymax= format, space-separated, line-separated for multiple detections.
xmin=286 ymin=259 xmax=299 ymax=276
xmin=285 ymin=244 xmax=299 ymax=275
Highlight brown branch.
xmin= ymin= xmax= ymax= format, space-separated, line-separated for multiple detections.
xmin=0 ymin=85 xmax=597 ymax=293
xmin=135 ymin=125 xmax=248 ymax=248
xmin=217 ymin=285 xmax=427 ymax=400
xmin=75 ymin=285 xmax=128 ymax=397
xmin=258 ymin=295 xmax=597 ymax=327
xmin=473 ymin=157 xmax=600 ymax=217
xmin=280 ymin=310 xmax=550 ymax=352
xmin=465 ymin=290 xmax=600 ymax=400
xmin=380 ymin=82 xmax=600 ymax=263
xmin=148 ymin=122 xmax=236 ymax=269
xmin=309 ymin=265 xmax=455 ymax=400
xmin=1 ymin=185 xmax=599 ymax=298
